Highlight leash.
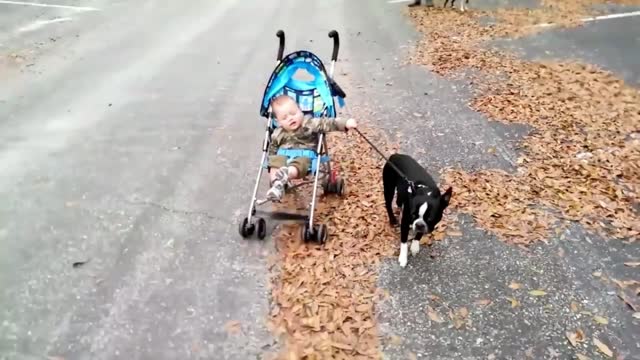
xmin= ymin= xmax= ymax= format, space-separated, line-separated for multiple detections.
xmin=351 ymin=127 xmax=418 ymax=192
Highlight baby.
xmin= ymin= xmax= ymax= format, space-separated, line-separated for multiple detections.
xmin=265 ymin=95 xmax=358 ymax=202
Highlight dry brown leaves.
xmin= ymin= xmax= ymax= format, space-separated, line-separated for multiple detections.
xmin=264 ymin=127 xmax=454 ymax=359
xmin=408 ymin=0 xmax=640 ymax=244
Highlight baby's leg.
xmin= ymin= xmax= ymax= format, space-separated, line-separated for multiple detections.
xmin=268 ymin=157 xmax=308 ymax=182
xmin=269 ymin=164 xmax=300 ymax=184
xmin=264 ymin=156 xmax=310 ymax=201
xmin=268 ymin=155 xmax=289 ymax=183
xmin=265 ymin=155 xmax=290 ymax=201
xmin=288 ymin=157 xmax=311 ymax=180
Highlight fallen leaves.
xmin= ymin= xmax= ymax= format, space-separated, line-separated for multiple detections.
xmin=507 ymin=297 xmax=520 ymax=308
xmin=508 ymin=281 xmax=522 ymax=290
xmin=571 ymin=301 xmax=581 ymax=313
xmin=407 ymin=1 xmax=640 ymax=246
xmin=265 ymin=127 xmax=408 ymax=358
xmin=451 ymin=307 xmax=469 ymax=329
xmin=388 ymin=335 xmax=403 ymax=346
xmin=529 ymin=289 xmax=547 ymax=297
xmin=617 ymin=291 xmax=639 ymax=312
xmin=224 ymin=320 xmax=242 ymax=335
xmin=593 ymin=315 xmax=609 ymax=325
xmin=427 ymin=306 xmax=445 ymax=323
xmin=566 ymin=329 xmax=585 ymax=348
xmin=593 ymin=337 xmax=614 ymax=358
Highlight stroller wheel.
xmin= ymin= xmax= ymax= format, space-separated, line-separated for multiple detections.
xmin=301 ymin=222 xmax=313 ymax=242
xmin=239 ymin=217 xmax=255 ymax=238
xmin=257 ymin=217 xmax=267 ymax=240
xmin=315 ymin=224 xmax=328 ymax=244
xmin=323 ymin=180 xmax=335 ymax=195
xmin=336 ymin=178 xmax=346 ymax=197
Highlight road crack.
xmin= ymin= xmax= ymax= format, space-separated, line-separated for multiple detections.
xmin=125 ymin=199 xmax=223 ymax=222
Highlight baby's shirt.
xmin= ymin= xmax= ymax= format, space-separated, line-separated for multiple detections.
xmin=269 ymin=114 xmax=349 ymax=155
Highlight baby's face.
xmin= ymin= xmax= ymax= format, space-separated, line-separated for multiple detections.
xmin=274 ymin=101 xmax=303 ymax=131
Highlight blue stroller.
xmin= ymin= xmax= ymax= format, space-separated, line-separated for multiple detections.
xmin=238 ymin=29 xmax=348 ymax=244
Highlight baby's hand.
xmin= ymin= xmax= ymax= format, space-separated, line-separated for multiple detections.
xmin=346 ymin=118 xmax=358 ymax=129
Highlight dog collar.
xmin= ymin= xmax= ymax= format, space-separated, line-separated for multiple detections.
xmin=407 ymin=182 xmax=427 ymax=193
xmin=407 ymin=183 xmax=430 ymax=196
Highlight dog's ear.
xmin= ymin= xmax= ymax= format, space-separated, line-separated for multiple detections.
xmin=441 ymin=187 xmax=453 ymax=208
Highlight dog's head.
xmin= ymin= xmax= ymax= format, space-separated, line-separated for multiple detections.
xmin=408 ymin=185 xmax=452 ymax=234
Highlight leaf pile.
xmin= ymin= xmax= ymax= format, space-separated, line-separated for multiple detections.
xmin=263 ymin=126 xmax=454 ymax=359
xmin=407 ymin=1 xmax=640 ymax=244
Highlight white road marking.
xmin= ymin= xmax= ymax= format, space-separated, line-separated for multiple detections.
xmin=582 ymin=10 xmax=640 ymax=22
xmin=387 ymin=0 xmax=640 ymax=23
xmin=0 ymin=0 xmax=237 ymax=189
xmin=16 ymin=17 xmax=72 ymax=33
xmin=535 ymin=10 xmax=640 ymax=27
xmin=0 ymin=0 xmax=99 ymax=11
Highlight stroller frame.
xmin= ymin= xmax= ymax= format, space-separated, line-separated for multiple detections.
xmin=238 ymin=29 xmax=347 ymax=244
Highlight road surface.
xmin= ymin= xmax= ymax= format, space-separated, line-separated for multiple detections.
xmin=1 ymin=0 xmax=639 ymax=359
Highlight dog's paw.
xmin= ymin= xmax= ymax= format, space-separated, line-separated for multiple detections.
xmin=410 ymin=240 xmax=420 ymax=256
xmin=398 ymin=254 xmax=408 ymax=267
xmin=399 ymin=243 xmax=408 ymax=267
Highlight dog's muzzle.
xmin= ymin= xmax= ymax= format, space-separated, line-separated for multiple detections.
xmin=411 ymin=219 xmax=427 ymax=232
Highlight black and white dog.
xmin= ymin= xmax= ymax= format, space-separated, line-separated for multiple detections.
xmin=383 ymin=153 xmax=452 ymax=267
xmin=444 ymin=0 xmax=469 ymax=12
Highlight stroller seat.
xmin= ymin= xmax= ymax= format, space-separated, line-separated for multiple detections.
xmin=274 ymin=148 xmax=330 ymax=176
xmin=259 ymin=50 xmax=345 ymax=177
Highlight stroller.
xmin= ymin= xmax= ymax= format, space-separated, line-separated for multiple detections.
xmin=238 ymin=29 xmax=348 ymax=244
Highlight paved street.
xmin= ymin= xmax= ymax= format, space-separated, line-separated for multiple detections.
xmin=360 ymin=1 xmax=640 ymax=359
xmin=1 ymin=1 xmax=285 ymax=358
xmin=1 ymin=0 xmax=639 ymax=359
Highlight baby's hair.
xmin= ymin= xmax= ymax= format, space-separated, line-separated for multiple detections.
xmin=270 ymin=95 xmax=296 ymax=114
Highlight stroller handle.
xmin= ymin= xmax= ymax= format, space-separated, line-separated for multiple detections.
xmin=276 ymin=30 xmax=285 ymax=61
xmin=328 ymin=30 xmax=339 ymax=62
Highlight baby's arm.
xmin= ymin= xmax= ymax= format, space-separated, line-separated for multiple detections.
xmin=268 ymin=129 xmax=281 ymax=156
xmin=305 ymin=116 xmax=349 ymax=133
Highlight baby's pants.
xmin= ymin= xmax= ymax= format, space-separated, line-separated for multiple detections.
xmin=268 ymin=155 xmax=311 ymax=177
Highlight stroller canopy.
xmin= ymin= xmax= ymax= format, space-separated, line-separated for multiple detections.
xmin=260 ymin=50 xmax=346 ymax=119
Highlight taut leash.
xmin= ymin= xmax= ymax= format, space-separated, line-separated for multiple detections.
xmin=351 ymin=127 xmax=417 ymax=191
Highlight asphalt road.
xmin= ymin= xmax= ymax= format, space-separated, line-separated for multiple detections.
xmin=1 ymin=0 xmax=294 ymax=358
xmin=349 ymin=1 xmax=640 ymax=359
xmin=1 ymin=0 xmax=639 ymax=359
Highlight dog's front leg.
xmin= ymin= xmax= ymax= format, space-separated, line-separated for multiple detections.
xmin=399 ymin=207 xmax=411 ymax=267
xmin=411 ymin=232 xmax=424 ymax=256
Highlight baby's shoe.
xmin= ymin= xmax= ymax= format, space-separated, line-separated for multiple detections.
xmin=274 ymin=167 xmax=289 ymax=183
xmin=266 ymin=180 xmax=285 ymax=202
